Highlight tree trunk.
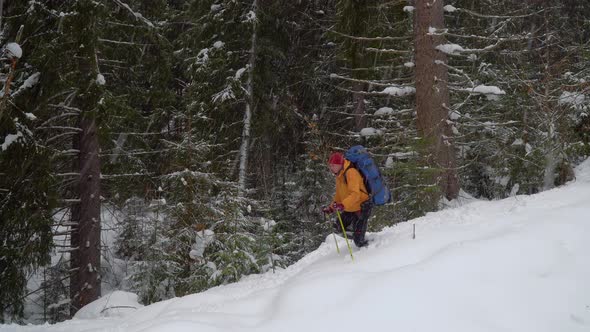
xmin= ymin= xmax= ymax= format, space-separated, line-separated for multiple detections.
xmin=69 ymin=0 xmax=102 ymax=315
xmin=541 ymin=9 xmax=558 ymax=191
xmin=70 ymin=116 xmax=101 ymax=315
xmin=414 ymin=0 xmax=459 ymax=200
xmin=238 ymin=0 xmax=258 ymax=195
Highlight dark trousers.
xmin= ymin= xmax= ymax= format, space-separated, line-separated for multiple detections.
xmin=333 ymin=201 xmax=372 ymax=247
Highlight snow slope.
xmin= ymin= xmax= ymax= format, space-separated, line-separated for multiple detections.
xmin=3 ymin=160 xmax=590 ymax=332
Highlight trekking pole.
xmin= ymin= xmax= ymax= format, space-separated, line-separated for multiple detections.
xmin=325 ymin=212 xmax=340 ymax=253
xmin=336 ymin=210 xmax=354 ymax=261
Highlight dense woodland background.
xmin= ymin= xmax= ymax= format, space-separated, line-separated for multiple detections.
xmin=0 ymin=0 xmax=589 ymax=323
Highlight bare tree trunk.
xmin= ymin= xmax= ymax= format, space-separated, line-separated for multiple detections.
xmin=69 ymin=0 xmax=102 ymax=315
xmin=70 ymin=116 xmax=101 ymax=315
xmin=414 ymin=0 xmax=459 ymax=200
xmin=238 ymin=0 xmax=258 ymax=195
xmin=541 ymin=9 xmax=558 ymax=190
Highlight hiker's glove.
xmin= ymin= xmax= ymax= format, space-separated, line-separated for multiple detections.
xmin=332 ymin=203 xmax=345 ymax=212
xmin=322 ymin=205 xmax=334 ymax=214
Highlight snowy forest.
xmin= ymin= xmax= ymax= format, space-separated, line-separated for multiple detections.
xmin=0 ymin=0 xmax=589 ymax=324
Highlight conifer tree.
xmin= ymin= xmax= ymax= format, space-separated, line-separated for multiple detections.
xmin=0 ymin=3 xmax=56 ymax=322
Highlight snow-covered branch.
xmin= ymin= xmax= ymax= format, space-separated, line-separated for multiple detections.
xmin=328 ymin=29 xmax=410 ymax=41
xmin=112 ymin=0 xmax=155 ymax=28
xmin=331 ymin=84 xmax=415 ymax=97
xmin=365 ymin=47 xmax=411 ymax=54
xmin=436 ymin=31 xmax=531 ymax=42
xmin=98 ymin=38 xmax=151 ymax=46
xmin=47 ymin=104 xmax=83 ymax=113
xmin=101 ymin=173 xmax=153 ymax=179
xmin=46 ymin=132 xmax=80 ymax=144
xmin=453 ymin=85 xmax=507 ymax=95
xmin=329 ymin=73 xmax=409 ymax=87
xmin=38 ymin=113 xmax=79 ymax=127
xmin=453 ymin=7 xmax=550 ymax=19
xmin=36 ymin=126 xmax=82 ymax=132
xmin=435 ymin=39 xmax=505 ymax=55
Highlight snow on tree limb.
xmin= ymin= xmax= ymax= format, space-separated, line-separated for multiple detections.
xmin=380 ymin=86 xmax=416 ymax=96
xmin=13 ymin=72 xmax=41 ymax=97
xmin=5 ymin=43 xmax=23 ymax=58
xmin=329 ymin=73 xmax=409 ymax=87
xmin=435 ymin=44 xmax=465 ymax=55
xmin=455 ymin=7 xmax=550 ymax=19
xmin=559 ymin=91 xmax=586 ymax=109
xmin=328 ymin=28 xmax=410 ymax=41
xmin=112 ymin=0 xmax=155 ymax=28
xmin=443 ymin=5 xmax=457 ymax=13
xmin=1 ymin=132 xmax=24 ymax=151
xmin=456 ymin=85 xmax=507 ymax=95
xmin=365 ymin=47 xmax=411 ymax=54
xmin=435 ymin=39 xmax=505 ymax=55
xmin=360 ymin=127 xmax=383 ymax=137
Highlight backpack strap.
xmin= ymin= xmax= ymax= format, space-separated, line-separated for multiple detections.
xmin=342 ymin=164 xmax=369 ymax=196
xmin=342 ymin=165 xmax=351 ymax=185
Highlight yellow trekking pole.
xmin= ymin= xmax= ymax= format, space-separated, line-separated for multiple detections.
xmin=336 ymin=210 xmax=354 ymax=261
xmin=332 ymin=230 xmax=341 ymax=253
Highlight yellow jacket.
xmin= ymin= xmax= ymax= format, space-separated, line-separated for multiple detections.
xmin=333 ymin=160 xmax=369 ymax=212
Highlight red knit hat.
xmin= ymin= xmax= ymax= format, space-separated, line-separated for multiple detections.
xmin=328 ymin=152 xmax=344 ymax=165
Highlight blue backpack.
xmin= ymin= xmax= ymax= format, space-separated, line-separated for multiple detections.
xmin=344 ymin=145 xmax=392 ymax=206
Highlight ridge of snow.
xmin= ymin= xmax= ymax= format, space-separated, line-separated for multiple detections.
xmin=74 ymin=291 xmax=143 ymax=320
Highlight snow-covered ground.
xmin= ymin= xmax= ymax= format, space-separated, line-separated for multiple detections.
xmin=3 ymin=160 xmax=590 ymax=332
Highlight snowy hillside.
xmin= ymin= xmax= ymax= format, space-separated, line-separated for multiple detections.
xmin=2 ymin=160 xmax=590 ymax=332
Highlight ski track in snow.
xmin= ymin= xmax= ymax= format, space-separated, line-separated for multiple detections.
xmin=2 ymin=159 xmax=590 ymax=332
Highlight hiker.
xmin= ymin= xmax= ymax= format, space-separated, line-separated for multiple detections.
xmin=322 ymin=151 xmax=372 ymax=247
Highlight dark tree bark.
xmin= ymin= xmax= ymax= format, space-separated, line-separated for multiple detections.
xmin=414 ymin=0 xmax=459 ymax=200
xmin=69 ymin=0 xmax=102 ymax=315
xmin=70 ymin=116 xmax=101 ymax=315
